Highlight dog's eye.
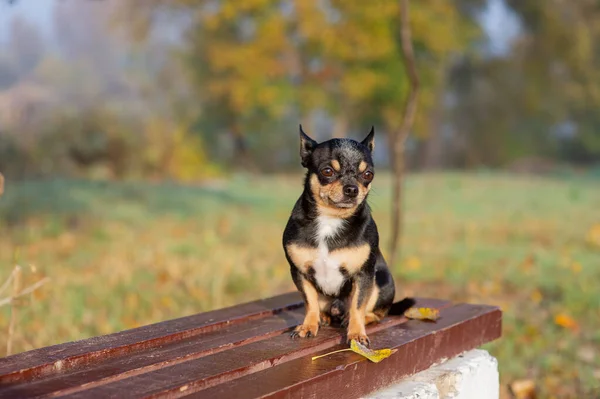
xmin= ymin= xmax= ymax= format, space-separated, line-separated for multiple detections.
xmin=363 ymin=171 xmax=374 ymax=181
xmin=321 ymin=167 xmax=334 ymax=177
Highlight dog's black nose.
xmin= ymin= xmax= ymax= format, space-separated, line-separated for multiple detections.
xmin=343 ymin=185 xmax=359 ymax=198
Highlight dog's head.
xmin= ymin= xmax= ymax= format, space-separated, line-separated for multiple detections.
xmin=299 ymin=125 xmax=375 ymax=217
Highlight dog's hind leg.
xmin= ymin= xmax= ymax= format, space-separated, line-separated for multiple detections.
xmin=364 ymin=255 xmax=396 ymax=324
xmin=318 ymin=295 xmax=333 ymax=326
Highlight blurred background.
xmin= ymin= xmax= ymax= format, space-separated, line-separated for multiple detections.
xmin=0 ymin=0 xmax=599 ymax=397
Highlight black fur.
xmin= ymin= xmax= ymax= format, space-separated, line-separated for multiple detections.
xmin=283 ymin=126 xmax=413 ymax=343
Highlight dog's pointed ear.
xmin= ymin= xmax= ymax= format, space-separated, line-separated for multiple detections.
xmin=299 ymin=124 xmax=317 ymax=167
xmin=361 ymin=126 xmax=375 ymax=153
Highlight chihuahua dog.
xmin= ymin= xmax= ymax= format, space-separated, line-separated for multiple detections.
xmin=283 ymin=125 xmax=414 ymax=346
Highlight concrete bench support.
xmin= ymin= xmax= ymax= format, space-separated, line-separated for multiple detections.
xmin=367 ymin=349 xmax=499 ymax=399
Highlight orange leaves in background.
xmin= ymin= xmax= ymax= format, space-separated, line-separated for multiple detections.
xmin=520 ymin=254 xmax=536 ymax=273
xmin=570 ymin=262 xmax=582 ymax=274
xmin=586 ymin=223 xmax=600 ymax=248
xmin=509 ymin=379 xmax=537 ymax=399
xmin=404 ymin=256 xmax=421 ymax=271
xmin=554 ymin=313 xmax=579 ymax=332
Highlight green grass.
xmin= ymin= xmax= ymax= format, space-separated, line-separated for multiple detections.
xmin=0 ymin=172 xmax=599 ymax=398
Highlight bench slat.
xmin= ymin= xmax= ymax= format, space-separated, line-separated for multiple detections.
xmin=0 ymin=293 xmax=303 ymax=384
xmin=42 ymin=299 xmax=452 ymax=398
xmin=196 ymin=304 xmax=502 ymax=399
xmin=0 ymin=296 xmax=502 ymax=399
xmin=0 ymin=309 xmax=307 ymax=398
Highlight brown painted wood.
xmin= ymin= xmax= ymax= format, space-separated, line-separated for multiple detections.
xmin=0 ymin=308 xmax=308 ymax=399
xmin=0 ymin=296 xmax=502 ymax=399
xmin=0 ymin=292 xmax=303 ymax=384
xmin=195 ymin=303 xmax=502 ymax=399
xmin=42 ymin=299 xmax=452 ymax=399
xmin=49 ymin=314 xmax=412 ymax=398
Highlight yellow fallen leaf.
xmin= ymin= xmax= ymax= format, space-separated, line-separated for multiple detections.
xmin=404 ymin=307 xmax=440 ymax=321
xmin=350 ymin=339 xmax=397 ymax=363
xmin=311 ymin=340 xmax=396 ymax=363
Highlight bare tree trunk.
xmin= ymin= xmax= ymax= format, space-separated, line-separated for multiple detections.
xmin=389 ymin=0 xmax=420 ymax=267
xmin=230 ymin=122 xmax=257 ymax=172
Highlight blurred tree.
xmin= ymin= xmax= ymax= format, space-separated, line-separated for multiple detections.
xmin=0 ymin=0 xmax=218 ymax=181
xmin=185 ymin=0 xmax=293 ymax=169
xmin=450 ymin=0 xmax=600 ymax=166
xmin=115 ymin=0 xmax=480 ymax=171
xmin=7 ymin=0 xmax=600 ymax=173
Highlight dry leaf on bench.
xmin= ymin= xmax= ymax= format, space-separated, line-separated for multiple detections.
xmin=350 ymin=339 xmax=396 ymax=363
xmin=311 ymin=339 xmax=396 ymax=363
xmin=404 ymin=307 xmax=440 ymax=321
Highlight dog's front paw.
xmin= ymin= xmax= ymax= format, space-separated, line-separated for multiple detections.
xmin=347 ymin=332 xmax=370 ymax=347
xmin=291 ymin=323 xmax=319 ymax=338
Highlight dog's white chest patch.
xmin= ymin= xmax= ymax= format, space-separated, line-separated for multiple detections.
xmin=313 ymin=216 xmax=346 ymax=295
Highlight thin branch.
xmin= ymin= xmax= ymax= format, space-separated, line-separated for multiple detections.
xmin=398 ymin=0 xmax=420 ymax=137
xmin=7 ymin=266 xmax=21 ymax=356
xmin=389 ymin=0 xmax=420 ymax=266
xmin=0 ymin=277 xmax=51 ymax=308
xmin=0 ymin=269 xmax=15 ymax=298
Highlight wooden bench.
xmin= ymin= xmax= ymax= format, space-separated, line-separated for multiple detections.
xmin=0 ymin=293 xmax=501 ymax=398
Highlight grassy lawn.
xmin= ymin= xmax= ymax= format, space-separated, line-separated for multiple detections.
xmin=0 ymin=172 xmax=599 ymax=397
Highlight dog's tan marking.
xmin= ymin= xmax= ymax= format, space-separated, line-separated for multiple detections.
xmin=309 ymin=174 xmax=327 ymax=207
xmin=318 ymin=294 xmax=333 ymax=312
xmin=294 ymin=277 xmax=320 ymax=337
xmin=346 ymin=281 xmax=372 ymax=345
xmin=365 ymin=308 xmax=388 ymax=325
xmin=319 ymin=312 xmax=331 ymax=326
xmin=318 ymin=206 xmax=356 ymax=218
xmin=286 ymin=244 xmax=318 ymax=274
xmin=364 ymin=312 xmax=379 ymax=325
xmin=331 ymin=159 xmax=341 ymax=171
xmin=327 ymin=180 xmax=345 ymax=203
xmin=310 ymin=174 xmax=361 ymax=219
xmin=365 ymin=282 xmax=380 ymax=313
xmin=364 ymin=283 xmax=381 ymax=325
xmin=331 ymin=243 xmax=371 ymax=275
xmin=356 ymin=182 xmax=371 ymax=202
xmin=358 ymin=161 xmax=368 ymax=173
